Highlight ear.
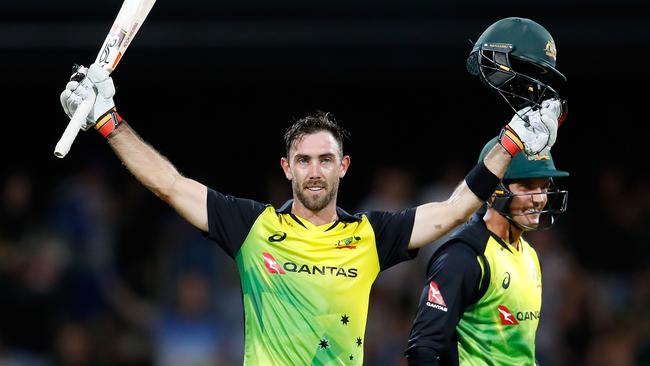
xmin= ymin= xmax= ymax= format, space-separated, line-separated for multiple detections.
xmin=339 ymin=155 xmax=351 ymax=178
xmin=280 ymin=157 xmax=292 ymax=180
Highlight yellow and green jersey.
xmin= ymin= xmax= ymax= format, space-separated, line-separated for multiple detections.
xmin=406 ymin=211 xmax=542 ymax=365
xmin=204 ymin=189 xmax=416 ymax=365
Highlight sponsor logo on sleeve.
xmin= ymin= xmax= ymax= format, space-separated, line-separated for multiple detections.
xmin=426 ymin=281 xmax=448 ymax=312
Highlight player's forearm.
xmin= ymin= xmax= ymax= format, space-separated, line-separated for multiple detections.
xmin=107 ymin=123 xmax=209 ymax=231
xmin=107 ymin=123 xmax=181 ymax=201
xmin=408 ymin=145 xmax=510 ymax=249
xmin=409 ymin=183 xmax=479 ymax=248
xmin=482 ymin=143 xmax=511 ymax=180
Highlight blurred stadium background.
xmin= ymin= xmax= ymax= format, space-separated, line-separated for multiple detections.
xmin=1 ymin=0 xmax=649 ymax=364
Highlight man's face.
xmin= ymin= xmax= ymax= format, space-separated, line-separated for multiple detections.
xmin=281 ymin=131 xmax=350 ymax=212
xmin=507 ymin=178 xmax=551 ymax=229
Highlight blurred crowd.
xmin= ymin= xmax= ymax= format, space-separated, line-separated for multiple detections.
xmin=0 ymin=160 xmax=648 ymax=366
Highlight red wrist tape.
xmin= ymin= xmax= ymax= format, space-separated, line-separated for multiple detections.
xmin=498 ymin=126 xmax=524 ymax=157
xmin=95 ymin=109 xmax=123 ymax=138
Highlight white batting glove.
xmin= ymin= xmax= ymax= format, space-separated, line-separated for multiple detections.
xmin=60 ymin=63 xmax=116 ymax=131
xmin=499 ymin=99 xmax=560 ymax=158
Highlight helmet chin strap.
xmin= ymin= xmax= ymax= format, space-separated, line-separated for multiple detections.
xmin=507 ymin=222 xmax=520 ymax=248
xmin=506 ymin=215 xmax=535 ymax=232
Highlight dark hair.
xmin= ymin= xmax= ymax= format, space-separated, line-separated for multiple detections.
xmin=283 ymin=111 xmax=350 ymax=157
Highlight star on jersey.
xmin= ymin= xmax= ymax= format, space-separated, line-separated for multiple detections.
xmin=341 ymin=314 xmax=350 ymax=325
xmin=356 ymin=337 xmax=362 ymax=347
xmin=319 ymin=339 xmax=329 ymax=349
xmin=349 ymin=355 xmax=354 ymax=360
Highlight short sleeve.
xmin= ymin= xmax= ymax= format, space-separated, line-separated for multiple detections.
xmin=205 ymin=188 xmax=266 ymax=258
xmin=367 ymin=208 xmax=418 ymax=271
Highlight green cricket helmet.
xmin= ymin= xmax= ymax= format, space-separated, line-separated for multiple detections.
xmin=478 ymin=137 xmax=569 ymax=230
xmin=467 ymin=17 xmax=568 ymax=117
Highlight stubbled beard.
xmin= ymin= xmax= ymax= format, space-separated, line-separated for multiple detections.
xmin=293 ymin=180 xmax=338 ymax=212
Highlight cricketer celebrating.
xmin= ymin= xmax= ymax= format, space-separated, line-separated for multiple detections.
xmin=405 ymin=17 xmax=569 ymax=365
xmin=59 ymin=37 xmax=562 ymax=365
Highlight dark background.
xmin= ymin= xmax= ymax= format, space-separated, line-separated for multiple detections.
xmin=1 ymin=0 xmax=649 ymax=365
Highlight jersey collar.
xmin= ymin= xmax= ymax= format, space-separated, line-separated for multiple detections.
xmin=466 ymin=211 xmax=516 ymax=254
xmin=276 ymin=199 xmax=362 ymax=224
xmin=447 ymin=208 xmax=514 ymax=254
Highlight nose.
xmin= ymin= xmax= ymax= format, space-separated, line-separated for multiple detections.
xmin=307 ymin=160 xmax=323 ymax=179
xmin=530 ymin=188 xmax=547 ymax=207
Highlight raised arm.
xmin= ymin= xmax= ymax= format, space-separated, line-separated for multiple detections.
xmin=408 ymin=144 xmax=509 ymax=249
xmin=60 ymin=63 xmax=208 ymax=231
xmin=108 ymin=124 xmax=208 ymax=231
xmin=408 ymin=102 xmax=561 ymax=249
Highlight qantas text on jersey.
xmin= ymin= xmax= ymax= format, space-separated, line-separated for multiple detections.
xmin=262 ymin=252 xmax=358 ymax=277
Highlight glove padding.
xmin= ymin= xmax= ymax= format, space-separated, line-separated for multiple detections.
xmin=506 ymin=99 xmax=560 ymax=158
xmin=60 ymin=63 xmax=116 ymax=131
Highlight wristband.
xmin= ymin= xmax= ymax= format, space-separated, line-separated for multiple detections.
xmin=498 ymin=126 xmax=523 ymax=157
xmin=465 ymin=161 xmax=501 ymax=202
xmin=95 ymin=108 xmax=123 ymax=138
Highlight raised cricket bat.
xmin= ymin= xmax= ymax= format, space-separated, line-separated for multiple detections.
xmin=54 ymin=0 xmax=156 ymax=158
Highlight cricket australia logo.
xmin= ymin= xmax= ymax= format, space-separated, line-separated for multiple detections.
xmin=335 ymin=236 xmax=361 ymax=249
xmin=544 ymin=39 xmax=557 ymax=60
xmin=425 ymin=281 xmax=448 ymax=312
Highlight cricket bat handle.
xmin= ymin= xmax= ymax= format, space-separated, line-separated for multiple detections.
xmin=54 ymin=90 xmax=96 ymax=158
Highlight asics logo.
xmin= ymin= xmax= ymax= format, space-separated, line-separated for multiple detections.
xmin=502 ymin=272 xmax=511 ymax=289
xmin=268 ymin=231 xmax=287 ymax=242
